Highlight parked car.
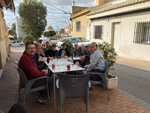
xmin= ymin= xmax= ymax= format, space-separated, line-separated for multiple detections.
xmin=56 ymin=37 xmax=91 ymax=48
xmin=10 ymin=41 xmax=20 ymax=47
xmin=19 ymin=41 xmax=24 ymax=45
xmin=10 ymin=40 xmax=24 ymax=46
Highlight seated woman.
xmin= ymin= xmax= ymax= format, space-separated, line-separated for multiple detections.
xmin=85 ymin=42 xmax=105 ymax=81
xmin=59 ymin=43 xmax=70 ymax=58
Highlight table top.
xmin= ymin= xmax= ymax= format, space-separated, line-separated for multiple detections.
xmin=44 ymin=59 xmax=84 ymax=73
xmin=48 ymin=64 xmax=84 ymax=73
xmin=45 ymin=59 xmax=73 ymax=66
xmin=68 ymin=57 xmax=80 ymax=61
xmin=40 ymin=57 xmax=80 ymax=62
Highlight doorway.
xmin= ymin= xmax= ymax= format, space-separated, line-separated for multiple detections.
xmin=112 ymin=23 xmax=120 ymax=53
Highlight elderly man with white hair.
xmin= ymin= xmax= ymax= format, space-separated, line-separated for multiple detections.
xmin=73 ymin=43 xmax=83 ymax=57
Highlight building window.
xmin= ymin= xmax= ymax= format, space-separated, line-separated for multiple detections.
xmin=134 ymin=22 xmax=150 ymax=44
xmin=76 ymin=21 xmax=81 ymax=32
xmin=94 ymin=26 xmax=103 ymax=39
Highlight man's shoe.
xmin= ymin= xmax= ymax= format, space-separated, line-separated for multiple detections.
xmin=37 ymin=95 xmax=52 ymax=105
xmin=89 ymin=86 xmax=94 ymax=91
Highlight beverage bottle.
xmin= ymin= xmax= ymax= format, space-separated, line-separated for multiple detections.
xmin=47 ymin=57 xmax=49 ymax=63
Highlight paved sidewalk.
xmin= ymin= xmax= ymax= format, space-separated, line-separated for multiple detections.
xmin=116 ymin=56 xmax=150 ymax=71
xmin=0 ymin=51 xmax=150 ymax=113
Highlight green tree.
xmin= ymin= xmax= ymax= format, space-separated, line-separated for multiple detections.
xmin=10 ymin=22 xmax=17 ymax=38
xmin=23 ymin=35 xmax=35 ymax=44
xmin=18 ymin=0 xmax=47 ymax=41
xmin=44 ymin=31 xmax=56 ymax=37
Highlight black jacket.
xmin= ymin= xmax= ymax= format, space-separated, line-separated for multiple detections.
xmin=59 ymin=48 xmax=70 ymax=57
xmin=33 ymin=53 xmax=46 ymax=70
xmin=82 ymin=51 xmax=91 ymax=66
xmin=45 ymin=49 xmax=59 ymax=57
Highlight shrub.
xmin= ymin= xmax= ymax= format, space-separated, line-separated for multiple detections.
xmin=98 ymin=42 xmax=118 ymax=78
xmin=23 ymin=35 xmax=35 ymax=44
xmin=64 ymin=40 xmax=74 ymax=56
xmin=98 ymin=42 xmax=117 ymax=67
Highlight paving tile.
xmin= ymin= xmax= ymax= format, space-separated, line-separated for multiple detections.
xmin=0 ymin=51 xmax=150 ymax=113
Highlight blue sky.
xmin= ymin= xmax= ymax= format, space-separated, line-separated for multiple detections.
xmin=4 ymin=0 xmax=93 ymax=31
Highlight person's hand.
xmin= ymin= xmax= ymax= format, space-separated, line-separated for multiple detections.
xmin=42 ymin=69 xmax=48 ymax=75
xmin=83 ymin=68 xmax=87 ymax=73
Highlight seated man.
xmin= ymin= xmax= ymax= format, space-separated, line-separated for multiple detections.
xmin=45 ymin=41 xmax=51 ymax=51
xmin=81 ymin=44 xmax=86 ymax=55
xmin=59 ymin=43 xmax=70 ymax=58
xmin=18 ymin=42 xmax=52 ymax=104
xmin=85 ymin=42 xmax=105 ymax=81
xmin=73 ymin=43 xmax=83 ymax=57
xmin=80 ymin=44 xmax=91 ymax=66
xmin=45 ymin=44 xmax=59 ymax=58
xmin=33 ymin=43 xmax=46 ymax=70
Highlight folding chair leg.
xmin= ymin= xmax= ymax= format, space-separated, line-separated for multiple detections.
xmin=106 ymin=87 xmax=110 ymax=101
xmin=57 ymin=91 xmax=59 ymax=113
xmin=86 ymin=104 xmax=88 ymax=113
xmin=60 ymin=105 xmax=62 ymax=113
xmin=103 ymin=85 xmax=105 ymax=93
xmin=47 ymin=85 xmax=50 ymax=105
xmin=23 ymin=93 xmax=27 ymax=105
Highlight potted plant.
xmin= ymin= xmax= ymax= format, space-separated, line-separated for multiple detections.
xmin=98 ymin=42 xmax=118 ymax=89
xmin=64 ymin=40 xmax=74 ymax=58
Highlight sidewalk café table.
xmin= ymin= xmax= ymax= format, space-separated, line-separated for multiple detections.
xmin=68 ymin=57 xmax=80 ymax=61
xmin=44 ymin=58 xmax=84 ymax=106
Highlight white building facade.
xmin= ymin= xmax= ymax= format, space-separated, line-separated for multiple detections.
xmin=16 ymin=17 xmax=26 ymax=40
xmin=88 ymin=0 xmax=150 ymax=61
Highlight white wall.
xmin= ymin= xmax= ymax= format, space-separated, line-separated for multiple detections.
xmin=91 ymin=11 xmax=150 ymax=61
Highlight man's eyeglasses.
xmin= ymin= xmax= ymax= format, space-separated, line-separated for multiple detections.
xmin=26 ymin=47 xmax=36 ymax=49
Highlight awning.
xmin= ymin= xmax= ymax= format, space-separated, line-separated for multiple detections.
xmin=4 ymin=0 xmax=15 ymax=12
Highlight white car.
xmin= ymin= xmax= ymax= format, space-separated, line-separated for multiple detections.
xmin=10 ymin=40 xmax=24 ymax=46
xmin=19 ymin=41 xmax=24 ymax=45
xmin=56 ymin=37 xmax=90 ymax=48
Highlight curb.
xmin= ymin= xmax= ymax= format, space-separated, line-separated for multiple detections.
xmin=116 ymin=62 xmax=150 ymax=72
xmin=115 ymin=88 xmax=150 ymax=109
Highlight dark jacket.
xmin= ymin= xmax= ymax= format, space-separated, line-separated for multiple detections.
xmin=18 ymin=52 xmax=45 ymax=80
xmin=33 ymin=53 xmax=46 ymax=70
xmin=59 ymin=48 xmax=70 ymax=57
xmin=45 ymin=49 xmax=59 ymax=57
xmin=73 ymin=47 xmax=83 ymax=56
xmin=82 ymin=51 xmax=91 ymax=66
